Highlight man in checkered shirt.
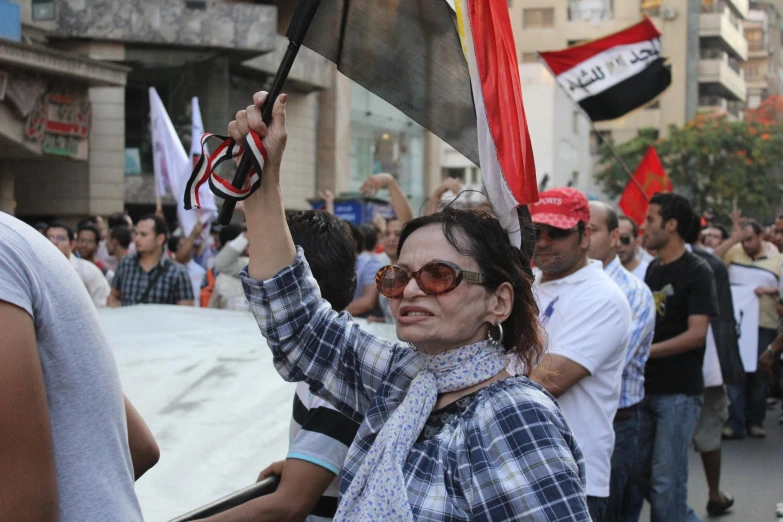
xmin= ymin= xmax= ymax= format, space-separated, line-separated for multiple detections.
xmin=109 ymin=214 xmax=194 ymax=307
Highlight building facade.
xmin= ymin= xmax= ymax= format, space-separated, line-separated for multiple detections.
xmin=743 ymin=1 xmax=783 ymax=108
xmin=1 ymin=0 xmax=340 ymax=224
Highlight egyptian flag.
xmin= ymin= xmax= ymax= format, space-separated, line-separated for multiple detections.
xmin=300 ymin=0 xmax=538 ymax=245
xmin=538 ymin=19 xmax=671 ymax=122
xmin=185 ymin=0 xmax=539 ymax=246
xmin=618 ymin=146 xmax=672 ymax=226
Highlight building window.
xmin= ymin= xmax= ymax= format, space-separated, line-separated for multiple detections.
xmin=442 ymin=168 xmax=465 ymax=182
xmin=747 ymin=28 xmax=765 ymax=52
xmin=568 ymin=39 xmax=588 ymax=47
xmin=572 ymin=111 xmax=580 ymax=134
xmin=523 ymin=8 xmax=555 ymax=28
xmin=641 ymin=0 xmax=661 ymax=17
xmin=589 ymin=130 xmax=611 ymax=155
xmin=568 ymin=0 xmax=613 ymax=22
xmin=32 ymin=0 xmax=55 ymax=20
xmin=521 ymin=52 xmax=539 ymax=63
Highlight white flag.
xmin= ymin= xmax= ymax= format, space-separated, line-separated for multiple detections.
xmin=149 ymin=87 xmax=188 ymax=202
xmin=184 ymin=97 xmax=217 ymax=235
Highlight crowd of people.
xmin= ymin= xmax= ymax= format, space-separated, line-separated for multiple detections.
xmin=3 ymin=89 xmax=783 ymax=522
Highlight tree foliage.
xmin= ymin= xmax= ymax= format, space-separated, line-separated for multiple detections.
xmin=595 ymin=96 xmax=783 ymax=223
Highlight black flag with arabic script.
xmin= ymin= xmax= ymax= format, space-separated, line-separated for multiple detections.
xmin=537 ymin=18 xmax=671 ymax=122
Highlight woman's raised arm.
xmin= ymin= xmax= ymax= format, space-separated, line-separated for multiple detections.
xmin=235 ymin=92 xmax=414 ymax=420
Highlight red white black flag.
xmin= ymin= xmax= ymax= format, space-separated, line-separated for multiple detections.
xmin=538 ymin=19 xmax=671 ymax=122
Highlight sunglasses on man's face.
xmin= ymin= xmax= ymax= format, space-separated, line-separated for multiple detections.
xmin=375 ymin=261 xmax=487 ymax=299
xmin=619 ymin=235 xmax=633 ymax=246
xmin=534 ymin=224 xmax=579 ymax=241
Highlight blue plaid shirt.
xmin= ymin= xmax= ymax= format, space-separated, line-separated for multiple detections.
xmin=605 ymin=256 xmax=656 ymax=409
xmin=241 ymin=249 xmax=589 ymax=521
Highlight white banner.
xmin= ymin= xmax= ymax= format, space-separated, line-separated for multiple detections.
xmin=703 ymin=326 xmax=723 ymax=387
xmin=731 ymin=285 xmax=760 ymax=373
xmin=149 ymin=87 xmax=189 ymax=201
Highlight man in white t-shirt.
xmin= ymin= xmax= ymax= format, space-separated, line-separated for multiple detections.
xmin=524 ymin=188 xmax=631 ymax=522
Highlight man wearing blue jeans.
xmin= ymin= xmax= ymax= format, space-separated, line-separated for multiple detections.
xmin=635 ymin=193 xmax=718 ymax=522
xmin=587 ymin=202 xmax=655 ymax=522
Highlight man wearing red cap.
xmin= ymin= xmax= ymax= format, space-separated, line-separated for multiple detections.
xmin=523 ymin=187 xmax=632 ymax=521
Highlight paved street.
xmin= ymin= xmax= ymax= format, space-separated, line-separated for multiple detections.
xmin=641 ymin=408 xmax=783 ymax=522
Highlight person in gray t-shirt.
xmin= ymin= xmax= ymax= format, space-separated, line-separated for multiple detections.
xmin=0 ymin=212 xmax=159 ymax=521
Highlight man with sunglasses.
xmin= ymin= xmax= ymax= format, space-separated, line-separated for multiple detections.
xmin=617 ymin=216 xmax=650 ymax=282
xmin=588 ymin=201 xmax=656 ymax=522
xmin=524 ymin=187 xmax=632 ymax=521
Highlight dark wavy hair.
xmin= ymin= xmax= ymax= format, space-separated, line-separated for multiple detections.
xmin=397 ymin=207 xmax=545 ymax=373
xmin=286 ymin=210 xmax=357 ymax=312
xmin=650 ymin=192 xmax=700 ymax=241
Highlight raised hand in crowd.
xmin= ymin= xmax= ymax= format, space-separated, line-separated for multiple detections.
xmin=712 ymin=208 xmax=743 ymax=260
xmin=174 ymin=220 xmax=205 ymax=265
xmin=318 ymin=189 xmax=335 ymax=215
xmin=360 ymin=173 xmax=413 ymax=224
xmin=371 ymin=212 xmax=386 ymax=236
xmin=425 ymin=176 xmax=463 ymax=216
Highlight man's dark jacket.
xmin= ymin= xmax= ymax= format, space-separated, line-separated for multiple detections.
xmin=693 ymin=246 xmax=746 ymax=385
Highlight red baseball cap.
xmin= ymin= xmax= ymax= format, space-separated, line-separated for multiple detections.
xmin=529 ymin=187 xmax=590 ymax=230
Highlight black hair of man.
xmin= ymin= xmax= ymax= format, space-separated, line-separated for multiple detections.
xmin=167 ymin=236 xmax=182 ymax=254
xmin=744 ymin=219 xmax=763 ymax=237
xmin=649 ymin=192 xmax=700 ymax=240
xmin=45 ymin=221 xmax=74 ymax=242
xmin=219 ymin=224 xmax=244 ymax=247
xmin=713 ymin=224 xmax=729 ymax=241
xmin=108 ymin=213 xmax=128 ymax=228
xmin=286 ymin=211 xmax=357 ymax=312
xmin=77 ymin=223 xmax=101 ymax=244
xmin=109 ymin=225 xmax=132 ymax=249
xmin=618 ymin=216 xmax=639 ymax=238
xmin=359 ymin=223 xmax=378 ymax=252
xmin=138 ymin=214 xmax=169 ymax=239
xmin=34 ymin=222 xmax=48 ymax=233
xmin=347 ymin=222 xmax=363 ymax=255
xmin=77 ymin=217 xmax=97 ymax=230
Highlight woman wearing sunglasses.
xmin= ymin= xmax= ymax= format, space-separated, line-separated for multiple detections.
xmin=233 ymin=92 xmax=589 ymax=521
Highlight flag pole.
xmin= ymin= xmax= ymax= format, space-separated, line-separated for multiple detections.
xmin=589 ymin=120 xmax=649 ymax=201
xmin=216 ymin=0 xmax=322 ymax=225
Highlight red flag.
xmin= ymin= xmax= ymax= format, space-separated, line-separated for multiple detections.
xmin=618 ymin=146 xmax=672 ymax=226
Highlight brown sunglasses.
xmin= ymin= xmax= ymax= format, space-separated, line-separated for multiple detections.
xmin=375 ymin=260 xmax=487 ymax=299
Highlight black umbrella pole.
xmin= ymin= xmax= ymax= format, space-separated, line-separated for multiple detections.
xmin=217 ymin=0 xmax=322 ymax=225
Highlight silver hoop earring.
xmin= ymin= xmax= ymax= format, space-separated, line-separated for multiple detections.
xmin=487 ymin=322 xmax=504 ymax=347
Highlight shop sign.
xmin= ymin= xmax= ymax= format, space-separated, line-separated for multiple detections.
xmin=25 ymin=92 xmax=91 ymax=158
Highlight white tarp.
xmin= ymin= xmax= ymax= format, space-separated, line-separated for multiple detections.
xmin=100 ymin=305 xmax=398 ymax=521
